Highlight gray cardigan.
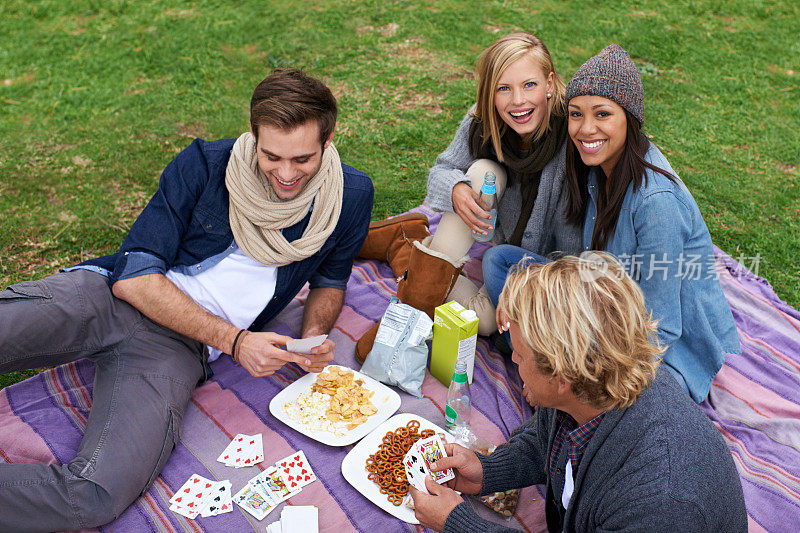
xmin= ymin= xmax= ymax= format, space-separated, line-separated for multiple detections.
xmin=443 ymin=367 xmax=747 ymax=533
xmin=426 ymin=111 xmax=582 ymax=256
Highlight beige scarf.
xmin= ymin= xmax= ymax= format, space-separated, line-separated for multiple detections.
xmin=225 ymin=132 xmax=343 ymax=266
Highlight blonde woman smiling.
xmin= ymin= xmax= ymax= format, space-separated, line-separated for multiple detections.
xmin=356 ymin=33 xmax=582 ymax=363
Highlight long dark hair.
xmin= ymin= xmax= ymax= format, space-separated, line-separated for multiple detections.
xmin=565 ymin=110 xmax=677 ymax=250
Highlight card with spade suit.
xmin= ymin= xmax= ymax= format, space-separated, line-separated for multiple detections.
xmin=252 ymin=466 xmax=300 ymax=505
xmin=198 ymin=480 xmax=233 ymax=517
xmin=403 ymin=446 xmax=429 ymax=493
xmin=169 ymin=474 xmax=216 ymax=517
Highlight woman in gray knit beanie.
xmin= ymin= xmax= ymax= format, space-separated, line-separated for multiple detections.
xmin=486 ymin=43 xmax=740 ymax=403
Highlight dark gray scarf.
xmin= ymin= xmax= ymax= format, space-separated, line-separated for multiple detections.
xmin=468 ymin=108 xmax=567 ymax=246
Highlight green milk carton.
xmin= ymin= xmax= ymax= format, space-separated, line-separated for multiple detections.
xmin=431 ymin=301 xmax=479 ymax=386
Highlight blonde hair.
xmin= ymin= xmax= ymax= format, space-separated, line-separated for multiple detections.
xmin=498 ymin=252 xmax=662 ymax=409
xmin=473 ymin=32 xmax=566 ymax=162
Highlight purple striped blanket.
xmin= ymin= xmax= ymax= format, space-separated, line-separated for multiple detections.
xmin=1 ymin=206 xmax=798 ymax=532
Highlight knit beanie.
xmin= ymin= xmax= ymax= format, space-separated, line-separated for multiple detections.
xmin=566 ymin=44 xmax=644 ymax=125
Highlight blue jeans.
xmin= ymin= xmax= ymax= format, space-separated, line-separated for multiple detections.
xmin=482 ymin=245 xmax=547 ymax=308
xmin=484 ymin=244 xmax=695 ymax=397
xmin=482 ymin=245 xmax=546 ymax=347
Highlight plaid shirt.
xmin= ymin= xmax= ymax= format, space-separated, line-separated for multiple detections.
xmin=548 ymin=410 xmax=606 ymax=486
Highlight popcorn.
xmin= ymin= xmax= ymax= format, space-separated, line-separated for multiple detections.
xmin=284 ymin=367 xmax=379 ymax=435
xmin=285 ymin=390 xmax=349 ymax=436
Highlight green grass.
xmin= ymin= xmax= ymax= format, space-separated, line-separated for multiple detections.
xmin=2 ymin=0 xmax=798 ymax=388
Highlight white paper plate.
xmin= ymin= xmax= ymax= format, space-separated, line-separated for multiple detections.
xmin=341 ymin=413 xmax=453 ymax=524
xmin=269 ymin=365 xmax=400 ymax=447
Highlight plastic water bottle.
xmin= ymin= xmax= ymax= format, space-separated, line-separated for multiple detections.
xmin=472 ymin=171 xmax=498 ymax=242
xmin=445 ymin=360 xmax=472 ymax=438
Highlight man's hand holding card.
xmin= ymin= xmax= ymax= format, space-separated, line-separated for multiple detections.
xmin=286 ymin=334 xmax=327 ymax=354
xmin=286 ymin=334 xmax=333 ymax=373
xmin=404 ymin=435 xmax=455 ymax=494
xmin=408 ymin=442 xmax=487 ymax=530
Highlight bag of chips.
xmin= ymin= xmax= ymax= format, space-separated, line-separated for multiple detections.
xmin=360 ymin=297 xmax=433 ymax=398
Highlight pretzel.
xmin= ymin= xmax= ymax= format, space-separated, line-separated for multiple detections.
xmin=364 ymin=420 xmax=434 ymax=506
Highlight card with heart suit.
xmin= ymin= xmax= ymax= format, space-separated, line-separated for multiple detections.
xmin=416 ymin=435 xmax=455 ymax=484
xmin=199 ymin=480 xmax=233 ymax=517
xmin=170 ymin=475 xmax=233 ymax=519
xmin=274 ymin=450 xmax=317 ymax=490
xmin=217 ymin=433 xmax=248 ymax=466
xmin=217 ymin=433 xmax=263 ymax=468
xmin=169 ymin=499 xmax=201 ymax=520
xmin=170 ymin=474 xmax=217 ymax=517
xmin=169 ymin=501 xmax=200 ymax=519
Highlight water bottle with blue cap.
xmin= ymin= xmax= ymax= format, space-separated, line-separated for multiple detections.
xmin=472 ymin=171 xmax=498 ymax=242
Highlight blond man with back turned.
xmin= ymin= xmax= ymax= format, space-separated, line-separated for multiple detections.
xmin=410 ymin=253 xmax=746 ymax=533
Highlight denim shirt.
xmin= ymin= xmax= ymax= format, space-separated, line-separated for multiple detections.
xmin=74 ymin=138 xmax=374 ymax=332
xmin=583 ymin=144 xmax=740 ymax=402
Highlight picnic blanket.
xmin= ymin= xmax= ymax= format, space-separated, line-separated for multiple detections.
xmin=1 ymin=206 xmax=798 ymax=532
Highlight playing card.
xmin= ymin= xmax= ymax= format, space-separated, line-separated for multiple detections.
xmin=217 ymin=433 xmax=247 ymax=466
xmin=280 ymin=505 xmax=318 ymax=532
xmin=169 ymin=501 xmax=200 ymax=519
xmin=253 ymin=466 xmax=300 ymax=504
xmin=286 ymin=334 xmax=327 ymax=354
xmin=199 ymin=480 xmax=233 ymax=517
xmin=240 ymin=433 xmax=264 ymax=467
xmin=217 ymin=433 xmax=263 ymax=468
xmin=403 ymin=447 xmax=428 ymax=493
xmin=416 ymin=436 xmax=455 ymax=484
xmin=274 ymin=450 xmax=317 ymax=490
xmin=169 ymin=474 xmax=217 ymax=514
xmin=233 ymin=483 xmax=277 ymax=521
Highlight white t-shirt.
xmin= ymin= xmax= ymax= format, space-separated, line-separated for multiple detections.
xmin=166 ymin=247 xmax=277 ymax=362
xmin=562 ymin=457 xmax=574 ymax=511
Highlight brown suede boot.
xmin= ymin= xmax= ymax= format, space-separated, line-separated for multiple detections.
xmin=357 ymin=212 xmax=431 ymax=279
xmin=355 ymin=236 xmax=468 ymax=365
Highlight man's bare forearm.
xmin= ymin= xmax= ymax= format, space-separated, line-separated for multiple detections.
xmin=112 ymin=273 xmax=238 ymax=353
xmin=301 ymin=287 xmax=345 ymax=337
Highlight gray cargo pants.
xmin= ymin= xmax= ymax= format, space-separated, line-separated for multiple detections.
xmin=0 ymin=269 xmax=206 ymax=532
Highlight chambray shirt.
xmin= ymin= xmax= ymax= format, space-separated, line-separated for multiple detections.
xmin=583 ymin=143 xmax=740 ymax=402
xmin=74 ymin=138 xmax=374 ymax=332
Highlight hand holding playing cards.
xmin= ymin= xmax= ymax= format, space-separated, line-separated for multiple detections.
xmin=237 ymin=332 xmax=315 ymax=377
xmin=409 ymin=476 xmax=464 ymax=532
xmin=298 ymin=338 xmax=335 ymax=373
xmin=430 ymin=443 xmax=484 ymax=495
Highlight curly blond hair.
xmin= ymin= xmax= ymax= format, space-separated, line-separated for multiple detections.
xmin=498 ymin=252 xmax=662 ymax=409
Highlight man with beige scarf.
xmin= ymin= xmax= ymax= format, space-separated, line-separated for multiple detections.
xmin=0 ymin=69 xmax=373 ymax=532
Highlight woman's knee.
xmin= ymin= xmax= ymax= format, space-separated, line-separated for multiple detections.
xmin=466 ymin=159 xmax=507 ymax=196
xmin=482 ymin=245 xmax=530 ymax=305
xmin=483 ymin=244 xmax=524 ymax=272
